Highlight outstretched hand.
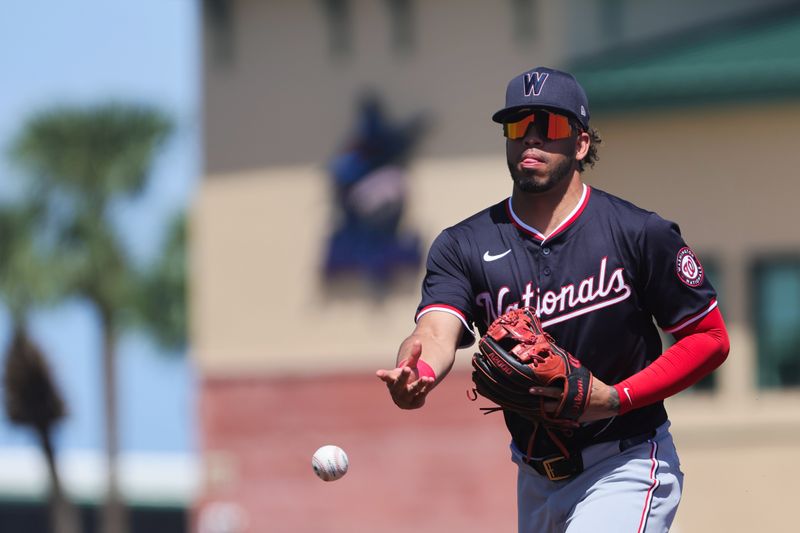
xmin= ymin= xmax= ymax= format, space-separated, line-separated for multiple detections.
xmin=376 ymin=339 xmax=436 ymax=410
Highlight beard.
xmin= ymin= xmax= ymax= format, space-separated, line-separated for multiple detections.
xmin=508 ymin=155 xmax=574 ymax=193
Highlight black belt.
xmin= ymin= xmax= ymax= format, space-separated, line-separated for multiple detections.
xmin=524 ymin=430 xmax=656 ymax=482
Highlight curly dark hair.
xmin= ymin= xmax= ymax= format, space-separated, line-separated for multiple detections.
xmin=574 ymin=120 xmax=601 ymax=173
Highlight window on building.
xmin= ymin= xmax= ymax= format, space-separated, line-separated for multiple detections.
xmin=510 ymin=0 xmax=538 ymax=44
xmin=204 ymin=0 xmax=235 ymax=65
xmin=752 ymin=257 xmax=800 ymax=388
xmin=320 ymin=0 xmax=353 ymax=58
xmin=386 ymin=0 xmax=414 ymax=55
xmin=600 ymin=0 xmax=624 ymax=47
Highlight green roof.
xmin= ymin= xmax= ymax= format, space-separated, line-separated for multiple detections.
xmin=569 ymin=9 xmax=800 ymax=110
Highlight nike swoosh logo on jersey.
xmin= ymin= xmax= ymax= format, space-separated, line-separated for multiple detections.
xmin=623 ymin=387 xmax=632 ymax=404
xmin=483 ymin=249 xmax=512 ymax=262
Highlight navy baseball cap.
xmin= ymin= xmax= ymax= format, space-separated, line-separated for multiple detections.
xmin=492 ymin=67 xmax=590 ymax=130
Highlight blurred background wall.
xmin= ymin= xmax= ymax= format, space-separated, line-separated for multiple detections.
xmin=3 ymin=1 xmax=800 ymax=532
xmin=195 ymin=1 xmax=800 ymax=532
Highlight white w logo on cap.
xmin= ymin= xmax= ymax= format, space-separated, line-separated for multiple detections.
xmin=523 ymin=72 xmax=549 ymax=96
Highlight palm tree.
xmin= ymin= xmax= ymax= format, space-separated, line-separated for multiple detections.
xmin=10 ymin=102 xmax=177 ymax=533
xmin=0 ymin=207 xmax=81 ymax=533
xmin=136 ymin=213 xmax=188 ymax=352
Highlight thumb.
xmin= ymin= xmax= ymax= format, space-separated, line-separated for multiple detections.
xmin=400 ymin=339 xmax=423 ymax=368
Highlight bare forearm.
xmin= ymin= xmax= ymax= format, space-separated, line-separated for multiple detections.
xmin=377 ymin=310 xmax=463 ymax=410
xmin=398 ymin=331 xmax=457 ymax=384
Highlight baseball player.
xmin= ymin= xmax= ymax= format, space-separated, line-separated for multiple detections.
xmin=376 ymin=66 xmax=730 ymax=532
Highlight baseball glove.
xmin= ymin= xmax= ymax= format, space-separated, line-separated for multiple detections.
xmin=470 ymin=307 xmax=593 ymax=428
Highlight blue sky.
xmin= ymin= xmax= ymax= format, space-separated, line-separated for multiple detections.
xmin=0 ymin=1 xmax=200 ymax=453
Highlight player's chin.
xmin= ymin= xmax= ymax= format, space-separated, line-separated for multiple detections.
xmin=511 ymin=173 xmax=552 ymax=193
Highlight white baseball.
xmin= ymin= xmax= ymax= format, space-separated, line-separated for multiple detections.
xmin=312 ymin=445 xmax=349 ymax=482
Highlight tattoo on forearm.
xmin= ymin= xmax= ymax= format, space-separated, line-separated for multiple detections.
xmin=609 ymin=387 xmax=620 ymax=413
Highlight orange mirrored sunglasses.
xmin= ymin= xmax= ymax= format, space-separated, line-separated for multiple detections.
xmin=502 ymin=110 xmax=573 ymax=141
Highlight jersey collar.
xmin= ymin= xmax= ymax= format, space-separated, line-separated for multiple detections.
xmin=506 ymin=184 xmax=591 ymax=244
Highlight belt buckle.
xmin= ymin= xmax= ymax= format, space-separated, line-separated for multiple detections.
xmin=542 ymin=455 xmax=572 ymax=482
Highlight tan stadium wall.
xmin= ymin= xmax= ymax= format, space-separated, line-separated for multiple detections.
xmin=191 ymin=156 xmax=506 ymax=375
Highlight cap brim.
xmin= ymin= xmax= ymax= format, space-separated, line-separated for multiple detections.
xmin=491 ymin=106 xmax=534 ymax=123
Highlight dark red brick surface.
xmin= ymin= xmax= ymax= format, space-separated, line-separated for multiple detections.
xmin=195 ymin=369 xmax=517 ymax=532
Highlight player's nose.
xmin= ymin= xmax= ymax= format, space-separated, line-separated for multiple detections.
xmin=523 ymin=128 xmax=545 ymax=146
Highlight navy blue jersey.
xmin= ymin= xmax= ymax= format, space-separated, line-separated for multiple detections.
xmin=416 ymin=185 xmax=717 ymax=454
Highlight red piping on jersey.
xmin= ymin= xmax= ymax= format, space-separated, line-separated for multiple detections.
xmin=636 ymin=440 xmax=660 ymax=533
xmin=416 ymin=304 xmax=473 ymax=337
xmin=506 ymin=184 xmax=592 ymax=243
xmin=416 ymin=304 xmax=476 ymax=348
xmin=662 ymin=298 xmax=718 ymax=334
xmin=416 ymin=303 xmax=466 ymax=322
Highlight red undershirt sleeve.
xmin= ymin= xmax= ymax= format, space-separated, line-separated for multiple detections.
xmin=614 ymin=306 xmax=730 ymax=415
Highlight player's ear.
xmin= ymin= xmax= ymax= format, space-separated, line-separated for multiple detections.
xmin=574 ymin=130 xmax=591 ymax=162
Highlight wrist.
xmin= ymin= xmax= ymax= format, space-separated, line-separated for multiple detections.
xmin=581 ymin=378 xmax=621 ymax=422
xmin=397 ymin=358 xmax=436 ymax=380
xmin=613 ymin=383 xmax=633 ymax=414
xmin=607 ymin=386 xmax=620 ymax=414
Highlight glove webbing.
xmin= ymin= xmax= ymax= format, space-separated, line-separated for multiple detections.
xmin=466 ymin=388 xmax=575 ymax=460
